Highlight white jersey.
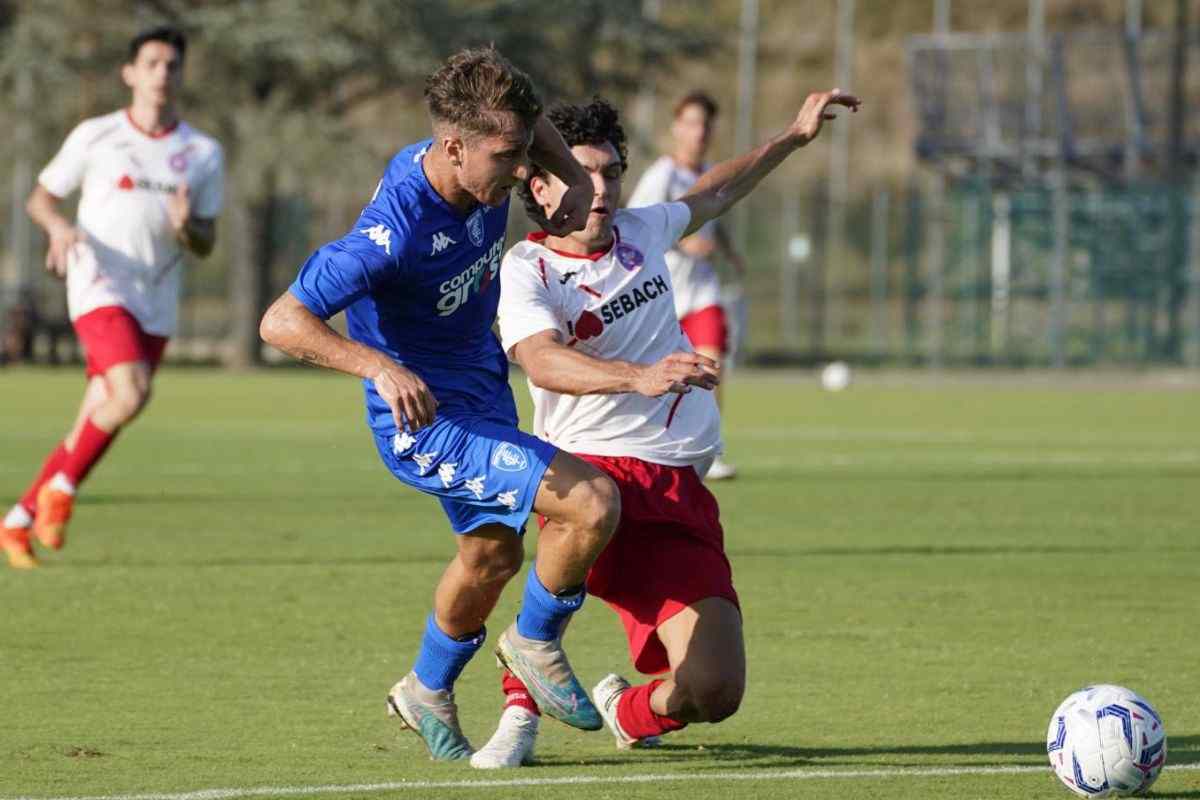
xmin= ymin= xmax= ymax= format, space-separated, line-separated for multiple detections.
xmin=626 ymin=156 xmax=721 ymax=318
xmin=38 ymin=110 xmax=224 ymax=336
xmin=497 ymin=203 xmax=721 ymax=467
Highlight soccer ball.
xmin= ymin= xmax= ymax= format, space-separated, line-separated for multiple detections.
xmin=1046 ymin=685 xmax=1167 ymax=797
xmin=820 ymin=361 xmax=851 ymax=392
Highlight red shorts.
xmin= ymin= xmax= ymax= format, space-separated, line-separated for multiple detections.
xmin=680 ymin=304 xmax=728 ymax=353
xmin=73 ymin=306 xmax=169 ymax=378
xmin=578 ymin=453 xmax=739 ymax=675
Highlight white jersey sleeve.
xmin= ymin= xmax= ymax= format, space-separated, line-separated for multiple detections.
xmin=626 ymin=156 xmax=674 ymax=209
xmin=497 ymin=248 xmax=568 ymax=355
xmin=641 ymin=201 xmax=692 ymax=251
xmin=190 ymin=144 xmax=225 ymax=218
xmin=38 ymin=119 xmax=96 ymax=198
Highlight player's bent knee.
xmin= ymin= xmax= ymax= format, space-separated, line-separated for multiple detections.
xmin=108 ymin=386 xmax=150 ymax=423
xmin=458 ymin=535 xmax=524 ymax=584
xmin=578 ymin=473 xmax=620 ymax=543
xmin=680 ymin=674 xmax=744 ymax=723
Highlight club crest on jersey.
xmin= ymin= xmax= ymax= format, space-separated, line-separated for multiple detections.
xmin=466 ymin=209 xmax=485 ymax=247
xmin=491 ymin=443 xmax=529 ymax=472
xmin=615 ymin=242 xmax=644 ymax=271
xmin=168 ymin=145 xmax=194 ymax=173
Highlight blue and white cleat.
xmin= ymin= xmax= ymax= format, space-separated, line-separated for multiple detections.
xmin=593 ymin=673 xmax=664 ymax=750
xmin=495 ymin=623 xmax=602 ymax=731
xmin=386 ymin=671 xmax=473 ymax=761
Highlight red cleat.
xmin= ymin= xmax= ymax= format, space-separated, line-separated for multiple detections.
xmin=1 ymin=525 xmax=38 ymax=570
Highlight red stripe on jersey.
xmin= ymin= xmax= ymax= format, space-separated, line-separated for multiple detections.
xmin=579 ymin=284 xmax=602 ymax=298
xmin=566 ymin=338 xmax=579 ymax=348
xmin=665 ymin=394 xmax=685 ymax=428
xmin=536 ymin=258 xmax=549 ymax=288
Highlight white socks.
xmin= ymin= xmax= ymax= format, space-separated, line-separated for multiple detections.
xmin=48 ymin=473 xmax=77 ymax=495
xmin=4 ymin=504 xmax=33 ymax=529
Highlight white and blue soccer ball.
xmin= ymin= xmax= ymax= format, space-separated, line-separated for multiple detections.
xmin=1046 ymin=684 xmax=1167 ymax=797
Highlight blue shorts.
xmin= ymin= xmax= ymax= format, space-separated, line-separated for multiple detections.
xmin=373 ymin=415 xmax=559 ymax=534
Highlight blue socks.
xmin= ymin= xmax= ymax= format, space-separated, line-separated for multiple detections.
xmin=412 ymin=614 xmax=485 ymax=692
xmin=516 ymin=566 xmax=586 ymax=641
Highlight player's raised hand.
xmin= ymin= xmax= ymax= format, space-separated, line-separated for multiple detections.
xmin=634 ymin=351 xmax=721 ymax=397
xmin=373 ymin=363 xmax=439 ymax=431
xmin=542 ymin=179 xmax=593 ymax=236
xmin=167 ymin=181 xmax=191 ymax=233
xmin=44 ymin=223 xmax=84 ymax=279
xmin=789 ymin=89 xmax=861 ymax=146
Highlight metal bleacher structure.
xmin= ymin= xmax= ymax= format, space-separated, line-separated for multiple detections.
xmin=906 ymin=14 xmax=1200 ymax=367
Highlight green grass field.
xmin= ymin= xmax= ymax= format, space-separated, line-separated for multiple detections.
xmin=2 ymin=367 xmax=1198 ymax=800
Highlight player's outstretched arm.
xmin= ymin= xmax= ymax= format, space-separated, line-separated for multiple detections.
xmin=26 ymin=184 xmax=83 ymax=279
xmin=166 ymin=182 xmax=217 ymax=258
xmin=260 ymin=292 xmax=439 ymax=429
xmin=512 ymin=330 xmax=719 ymax=398
xmin=527 ymin=115 xmax=594 ymax=236
xmin=680 ymin=89 xmax=861 ymax=238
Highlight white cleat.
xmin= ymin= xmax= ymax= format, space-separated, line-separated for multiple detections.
xmin=705 ymin=456 xmax=737 ymax=481
xmin=469 ymin=706 xmax=539 ymax=769
xmin=592 ymin=673 xmax=665 ymax=751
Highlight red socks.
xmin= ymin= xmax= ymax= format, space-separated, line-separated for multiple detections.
xmin=501 ymin=670 xmax=540 ymax=716
xmin=616 ymin=679 xmax=687 ymax=740
xmin=61 ymin=419 xmax=117 ymax=485
xmin=20 ymin=443 xmax=69 ymax=514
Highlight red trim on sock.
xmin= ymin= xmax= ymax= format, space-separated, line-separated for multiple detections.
xmin=615 ymin=680 xmax=687 ymax=740
xmin=501 ymin=670 xmax=540 ymax=715
xmin=20 ymin=443 xmax=69 ymax=513
xmin=61 ymin=420 xmax=117 ymax=485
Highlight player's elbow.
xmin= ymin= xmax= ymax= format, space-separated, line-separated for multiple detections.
xmin=258 ymin=298 xmax=290 ymax=348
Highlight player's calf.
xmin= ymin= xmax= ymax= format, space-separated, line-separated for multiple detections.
xmin=670 ymin=670 xmax=744 ymax=723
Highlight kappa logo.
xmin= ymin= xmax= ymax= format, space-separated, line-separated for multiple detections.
xmin=497 ymin=490 xmax=519 ymax=510
xmin=412 ymin=451 xmax=438 ymax=475
xmin=438 ymin=462 xmax=458 ymax=488
xmin=464 ymin=476 xmax=486 ymax=500
xmin=491 ymin=443 xmax=529 ymax=472
xmin=466 ymin=209 xmax=485 ymax=247
xmin=431 ymin=231 xmax=457 ymax=255
xmin=392 ymin=431 xmax=416 ymax=455
xmin=359 ymin=224 xmax=392 ymax=255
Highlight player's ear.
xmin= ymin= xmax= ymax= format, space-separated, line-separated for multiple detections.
xmin=443 ymin=135 xmax=465 ymax=169
xmin=120 ymin=62 xmax=136 ymax=90
xmin=530 ymin=174 xmax=553 ymax=213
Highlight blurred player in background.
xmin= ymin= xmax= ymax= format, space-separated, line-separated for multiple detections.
xmin=259 ymin=47 xmax=620 ymax=762
xmin=471 ymin=89 xmax=859 ymax=768
xmin=627 ymin=91 xmax=747 ymax=481
xmin=1 ymin=26 xmax=224 ymax=569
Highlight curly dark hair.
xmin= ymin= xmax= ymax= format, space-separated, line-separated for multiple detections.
xmin=518 ymin=97 xmax=628 ymax=224
xmin=424 ymin=47 xmax=543 ymax=139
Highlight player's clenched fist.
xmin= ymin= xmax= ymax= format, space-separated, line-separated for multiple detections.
xmin=634 ymin=351 xmax=721 ymax=397
xmin=788 ymin=89 xmax=861 ymax=147
xmin=374 ymin=364 xmax=439 ymax=431
xmin=45 ymin=222 xmax=84 ymax=279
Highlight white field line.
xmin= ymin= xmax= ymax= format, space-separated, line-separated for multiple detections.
xmin=5 ymin=762 xmax=1199 ymax=800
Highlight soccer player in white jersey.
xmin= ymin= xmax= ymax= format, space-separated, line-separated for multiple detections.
xmin=471 ymin=92 xmax=859 ymax=767
xmin=627 ymin=91 xmax=747 ymax=480
xmin=1 ymin=26 xmax=223 ymax=569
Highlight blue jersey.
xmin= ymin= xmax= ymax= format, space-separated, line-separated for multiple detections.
xmin=289 ymin=139 xmax=515 ymax=435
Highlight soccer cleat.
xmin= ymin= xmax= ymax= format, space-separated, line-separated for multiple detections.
xmin=469 ymin=705 xmax=539 ymax=769
xmin=495 ymin=623 xmax=601 ymax=731
xmin=1 ymin=526 xmax=37 ymax=570
xmin=593 ymin=673 xmax=664 ymax=750
xmin=705 ymin=456 xmax=737 ymax=481
xmin=33 ymin=484 xmax=73 ymax=550
xmin=385 ymin=671 xmax=473 ymax=761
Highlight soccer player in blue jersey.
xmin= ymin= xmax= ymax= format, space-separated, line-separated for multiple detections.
xmin=260 ymin=48 xmax=703 ymax=762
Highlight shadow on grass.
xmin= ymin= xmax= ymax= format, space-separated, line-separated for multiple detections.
xmin=539 ymin=736 xmax=1200 ymax=772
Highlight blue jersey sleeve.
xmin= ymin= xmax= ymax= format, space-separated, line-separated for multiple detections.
xmin=289 ymin=207 xmax=406 ymax=319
